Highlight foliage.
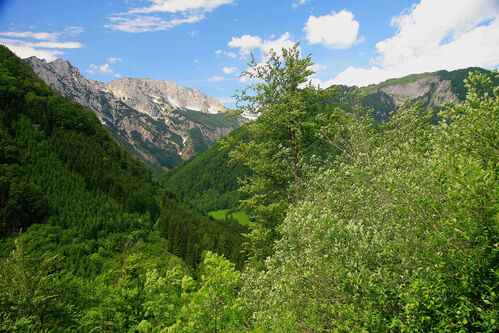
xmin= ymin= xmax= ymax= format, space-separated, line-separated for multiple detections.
xmin=0 ymin=45 xmax=248 ymax=331
xmin=0 ymin=240 xmax=81 ymax=331
xmin=241 ymin=70 xmax=498 ymax=331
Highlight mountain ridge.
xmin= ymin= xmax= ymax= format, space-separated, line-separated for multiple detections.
xmin=24 ymin=56 xmax=239 ymax=171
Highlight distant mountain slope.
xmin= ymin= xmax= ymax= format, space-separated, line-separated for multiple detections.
xmin=162 ymin=126 xmax=250 ymax=212
xmin=24 ymin=56 xmax=240 ymax=172
xmin=0 ymin=45 xmax=245 ymax=269
xmin=358 ymin=67 xmax=495 ymax=120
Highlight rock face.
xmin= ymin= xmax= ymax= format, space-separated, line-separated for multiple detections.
xmin=106 ymin=78 xmax=224 ymax=116
xmin=357 ymin=68 xmax=487 ymax=121
xmin=378 ymin=75 xmax=459 ymax=108
xmin=25 ymin=56 xmax=239 ymax=171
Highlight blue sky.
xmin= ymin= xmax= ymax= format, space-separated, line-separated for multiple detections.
xmin=1 ymin=0 xmax=498 ymax=107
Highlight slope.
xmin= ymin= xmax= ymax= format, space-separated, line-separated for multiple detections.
xmin=162 ymin=126 xmax=250 ymax=212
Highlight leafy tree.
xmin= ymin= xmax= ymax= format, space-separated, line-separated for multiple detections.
xmin=171 ymin=251 xmax=247 ymax=332
xmin=225 ymin=43 xmax=335 ymax=264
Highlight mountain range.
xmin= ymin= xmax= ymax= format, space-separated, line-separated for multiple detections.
xmin=25 ymin=56 xmax=240 ymax=172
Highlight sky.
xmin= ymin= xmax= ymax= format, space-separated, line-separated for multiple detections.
xmin=1 ymin=0 xmax=498 ymax=107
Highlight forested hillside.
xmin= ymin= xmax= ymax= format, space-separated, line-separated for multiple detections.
xmin=162 ymin=126 xmax=250 ymax=212
xmin=0 ymin=46 xmax=246 ymax=331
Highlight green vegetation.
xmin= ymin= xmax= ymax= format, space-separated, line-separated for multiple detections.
xmin=162 ymin=126 xmax=250 ymax=212
xmin=0 ymin=45 xmax=246 ymax=331
xmin=224 ymin=43 xmax=338 ymax=264
xmin=240 ymin=70 xmax=498 ymax=331
xmin=208 ymin=209 xmax=250 ymax=226
xmin=1 ymin=43 xmax=497 ymax=332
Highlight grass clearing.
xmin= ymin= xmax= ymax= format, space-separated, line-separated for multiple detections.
xmin=208 ymin=209 xmax=250 ymax=226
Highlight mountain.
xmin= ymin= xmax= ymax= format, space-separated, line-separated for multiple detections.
xmin=24 ymin=56 xmax=240 ymax=172
xmin=0 ymin=44 xmax=245 ymax=267
xmin=164 ymin=67 xmax=494 ymax=212
xmin=358 ymin=67 xmax=494 ymax=120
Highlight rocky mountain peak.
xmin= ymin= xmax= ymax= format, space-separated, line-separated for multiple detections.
xmin=24 ymin=56 xmax=239 ymax=172
xmin=105 ymin=77 xmax=225 ymax=117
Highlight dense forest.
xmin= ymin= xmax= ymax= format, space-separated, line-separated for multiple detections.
xmin=1 ymin=42 xmax=498 ymax=332
xmin=0 ymin=45 xmax=246 ymax=331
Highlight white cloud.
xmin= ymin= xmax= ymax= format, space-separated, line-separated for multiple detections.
xmin=0 ymin=28 xmax=84 ymax=61
xmin=105 ymin=14 xmax=205 ymax=33
xmin=304 ymin=9 xmax=363 ymax=49
xmin=107 ymin=0 xmax=235 ymax=33
xmin=188 ymin=30 xmax=199 ymax=37
xmin=2 ymin=45 xmax=63 ymax=62
xmin=223 ymin=66 xmax=237 ymax=74
xmin=107 ymin=57 xmax=122 ymax=63
xmin=193 ymin=59 xmax=199 ymax=63
xmin=129 ymin=0 xmax=235 ymax=14
xmin=228 ymin=32 xmax=297 ymax=59
xmin=228 ymin=34 xmax=263 ymax=55
xmin=0 ymin=31 xmax=59 ymax=41
xmin=217 ymin=96 xmax=235 ymax=104
xmin=208 ymin=75 xmax=224 ymax=82
xmin=308 ymin=63 xmax=326 ymax=73
xmin=215 ymin=49 xmax=237 ymax=58
xmin=318 ymin=0 xmax=499 ymax=87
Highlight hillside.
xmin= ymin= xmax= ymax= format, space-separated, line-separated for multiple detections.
xmin=162 ymin=126 xmax=251 ymax=212
xmin=0 ymin=45 xmax=246 ymax=331
xmin=24 ymin=56 xmax=240 ymax=173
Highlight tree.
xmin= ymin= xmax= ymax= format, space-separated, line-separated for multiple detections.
xmin=171 ymin=251 xmax=247 ymax=332
xmin=225 ymin=43 xmax=335 ymax=264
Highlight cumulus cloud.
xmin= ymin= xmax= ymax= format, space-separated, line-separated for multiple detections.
xmin=106 ymin=0 xmax=235 ymax=33
xmin=223 ymin=66 xmax=237 ymax=74
xmin=0 ymin=28 xmax=84 ymax=61
xmin=228 ymin=34 xmax=263 ymax=55
xmin=229 ymin=32 xmax=297 ymax=59
xmin=304 ymin=9 xmax=363 ymax=49
xmin=316 ymin=0 xmax=499 ymax=87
